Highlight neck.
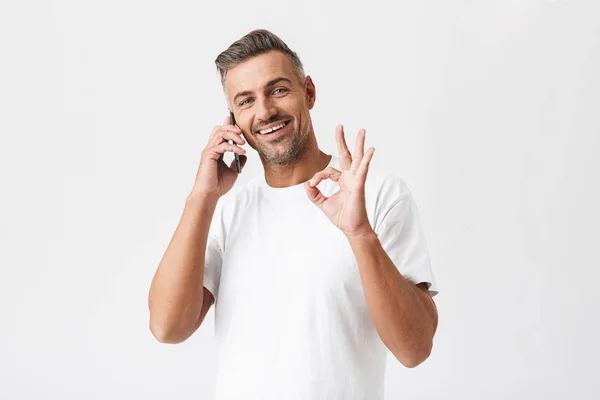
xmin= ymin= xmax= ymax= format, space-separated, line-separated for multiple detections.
xmin=263 ymin=143 xmax=331 ymax=189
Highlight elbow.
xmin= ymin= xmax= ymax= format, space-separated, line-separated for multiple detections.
xmin=401 ymin=353 xmax=429 ymax=369
xmin=397 ymin=342 xmax=433 ymax=369
xmin=149 ymin=319 xmax=187 ymax=344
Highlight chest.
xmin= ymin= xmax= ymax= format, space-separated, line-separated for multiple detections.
xmin=219 ymin=201 xmax=363 ymax=304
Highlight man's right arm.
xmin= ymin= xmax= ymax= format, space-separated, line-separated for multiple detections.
xmin=148 ymin=192 xmax=219 ymax=344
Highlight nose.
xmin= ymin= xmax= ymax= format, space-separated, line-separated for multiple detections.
xmin=255 ymin=96 xmax=278 ymax=128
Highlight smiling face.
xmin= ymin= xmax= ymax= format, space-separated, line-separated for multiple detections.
xmin=225 ymin=50 xmax=316 ymax=166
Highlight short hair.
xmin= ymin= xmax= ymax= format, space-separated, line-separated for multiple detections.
xmin=215 ymin=29 xmax=306 ymax=94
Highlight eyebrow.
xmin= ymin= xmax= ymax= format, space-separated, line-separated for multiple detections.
xmin=233 ymin=77 xmax=293 ymax=104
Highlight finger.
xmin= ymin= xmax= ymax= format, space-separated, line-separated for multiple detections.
xmin=336 ymin=124 xmax=352 ymax=170
xmin=220 ymin=125 xmax=242 ymax=133
xmin=204 ymin=141 xmax=246 ymax=163
xmin=214 ymin=142 xmax=246 ymax=157
xmin=214 ymin=124 xmax=243 ymax=136
xmin=221 ymin=130 xmax=246 ymax=145
xmin=208 ymin=124 xmax=241 ymax=146
xmin=357 ymin=147 xmax=375 ymax=183
xmin=309 ymin=167 xmax=342 ymax=187
xmin=304 ymin=181 xmax=328 ymax=206
xmin=210 ymin=128 xmax=245 ymax=147
xmin=352 ymin=129 xmax=366 ymax=171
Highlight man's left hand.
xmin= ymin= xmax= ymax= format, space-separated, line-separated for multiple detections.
xmin=304 ymin=124 xmax=375 ymax=238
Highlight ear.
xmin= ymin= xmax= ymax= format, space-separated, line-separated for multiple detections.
xmin=305 ymin=75 xmax=316 ymax=110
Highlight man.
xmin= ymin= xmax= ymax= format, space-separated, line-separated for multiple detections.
xmin=148 ymin=29 xmax=439 ymax=399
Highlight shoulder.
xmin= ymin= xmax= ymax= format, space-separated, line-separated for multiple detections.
xmin=365 ymin=168 xmax=412 ymax=206
xmin=213 ymin=178 xmax=261 ymax=219
xmin=363 ymin=167 xmax=419 ymax=236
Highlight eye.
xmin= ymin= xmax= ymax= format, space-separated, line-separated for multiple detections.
xmin=273 ymin=88 xmax=287 ymax=95
xmin=239 ymin=98 xmax=253 ymax=106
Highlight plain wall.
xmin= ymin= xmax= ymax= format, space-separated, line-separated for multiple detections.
xmin=1 ymin=0 xmax=598 ymax=399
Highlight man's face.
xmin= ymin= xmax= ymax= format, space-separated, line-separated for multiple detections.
xmin=225 ymin=50 xmax=315 ymax=166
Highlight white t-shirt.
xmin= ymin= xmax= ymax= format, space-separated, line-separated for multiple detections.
xmin=203 ymin=154 xmax=438 ymax=400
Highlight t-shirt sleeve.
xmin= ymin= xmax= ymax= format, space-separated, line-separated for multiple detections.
xmin=203 ymin=200 xmax=225 ymax=302
xmin=374 ymin=178 xmax=439 ymax=297
xmin=204 ymin=234 xmax=222 ymax=301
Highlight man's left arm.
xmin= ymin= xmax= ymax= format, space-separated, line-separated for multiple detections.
xmin=303 ymin=126 xmax=437 ymax=367
xmin=347 ymin=229 xmax=438 ymax=368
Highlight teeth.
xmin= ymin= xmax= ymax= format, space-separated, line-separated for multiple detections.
xmin=259 ymin=121 xmax=287 ymax=135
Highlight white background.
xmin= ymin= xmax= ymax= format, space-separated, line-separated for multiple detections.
xmin=1 ymin=0 xmax=599 ymax=399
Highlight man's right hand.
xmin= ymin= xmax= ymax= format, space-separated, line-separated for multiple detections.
xmin=191 ymin=116 xmax=248 ymax=199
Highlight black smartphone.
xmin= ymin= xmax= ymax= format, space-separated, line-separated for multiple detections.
xmin=229 ymin=111 xmax=242 ymax=173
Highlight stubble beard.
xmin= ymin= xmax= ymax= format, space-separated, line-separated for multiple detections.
xmin=257 ymin=120 xmax=311 ymax=167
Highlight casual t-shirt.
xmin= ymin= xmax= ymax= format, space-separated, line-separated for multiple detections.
xmin=203 ymin=154 xmax=438 ymax=400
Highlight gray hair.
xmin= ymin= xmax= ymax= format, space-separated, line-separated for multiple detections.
xmin=215 ymin=29 xmax=306 ymax=95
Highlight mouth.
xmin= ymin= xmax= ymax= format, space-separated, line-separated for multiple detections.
xmin=256 ymin=120 xmax=291 ymax=139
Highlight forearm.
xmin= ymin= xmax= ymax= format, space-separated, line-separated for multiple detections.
xmin=346 ymin=229 xmax=436 ymax=367
xmin=148 ymin=192 xmax=219 ymax=342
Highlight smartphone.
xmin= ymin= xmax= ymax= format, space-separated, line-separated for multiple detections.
xmin=229 ymin=111 xmax=242 ymax=173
